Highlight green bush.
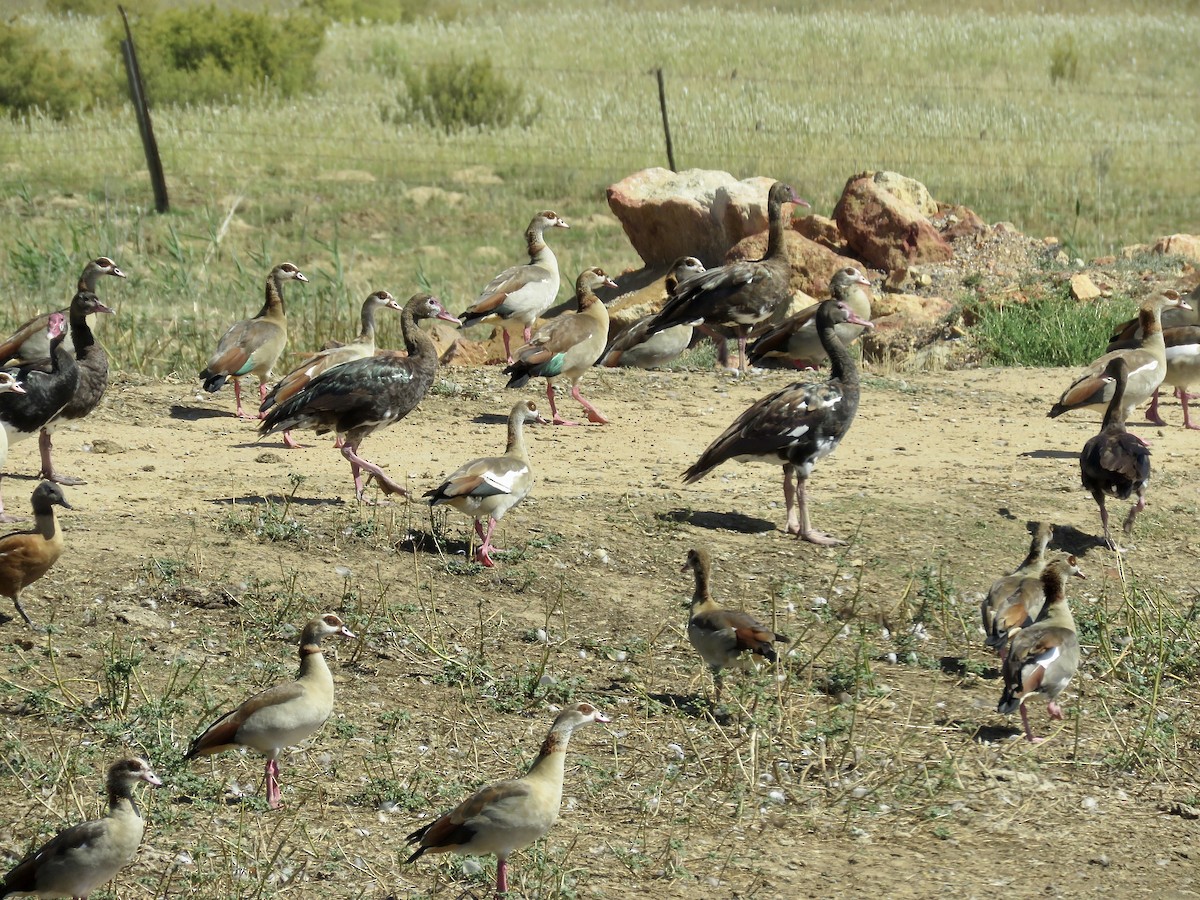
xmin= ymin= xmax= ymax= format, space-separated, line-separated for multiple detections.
xmin=400 ymin=57 xmax=539 ymax=133
xmin=112 ymin=6 xmax=325 ymax=106
xmin=300 ymin=0 xmax=449 ymax=24
xmin=0 ymin=21 xmax=98 ymax=119
xmin=967 ymin=290 xmax=1133 ymax=367
xmin=46 ymin=0 xmax=154 ymax=15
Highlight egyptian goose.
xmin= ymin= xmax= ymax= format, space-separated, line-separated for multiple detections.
xmin=1049 ymin=291 xmax=1190 ymax=421
xmin=681 ymin=548 xmax=789 ymax=700
xmin=35 ymin=289 xmax=116 ymax=486
xmin=599 ymin=257 xmax=706 ymax=369
xmin=259 ymin=293 xmax=460 ymax=500
xmin=0 ymin=257 xmax=125 ymax=364
xmin=997 ymin=567 xmax=1082 ymax=743
xmin=0 ymin=757 xmax=161 ymax=899
xmin=503 ymin=267 xmax=617 ymax=425
xmin=200 ymin=262 xmax=308 ymax=419
xmin=1080 ymin=357 xmax=1152 ymax=550
xmin=0 ymin=481 xmax=71 ymax=627
xmin=644 ymin=181 xmax=810 ymax=374
xmin=185 ymin=612 xmax=355 ymax=809
xmin=1150 ymin=324 xmax=1200 ymax=429
xmin=425 ymin=399 xmax=547 ymax=567
xmin=459 ymin=211 xmax=570 ymax=363
xmin=983 ymin=554 xmax=1083 ymax=659
xmin=979 ymin=522 xmax=1053 ymax=647
xmin=748 ymin=266 xmax=874 ymax=369
xmin=0 ymin=314 xmax=77 ymax=523
xmin=260 ymin=289 xmax=403 ymax=448
xmin=682 ymin=297 xmax=873 ymax=545
xmin=405 ymin=701 xmax=610 ymax=896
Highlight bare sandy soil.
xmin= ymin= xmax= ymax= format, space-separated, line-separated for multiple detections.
xmin=1 ymin=360 xmax=1198 ymax=899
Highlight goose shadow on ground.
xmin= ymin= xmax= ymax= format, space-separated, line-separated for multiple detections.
xmin=208 ymin=494 xmax=340 ymax=508
xmin=170 ymin=404 xmax=237 ymax=421
xmin=646 ymin=691 xmax=732 ymax=725
xmin=660 ymin=508 xmax=777 ymax=534
xmin=1018 ymin=449 xmax=1079 ymax=460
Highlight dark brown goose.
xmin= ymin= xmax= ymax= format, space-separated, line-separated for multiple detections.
xmin=259 ymin=293 xmax=460 ymax=500
xmin=644 ymin=181 xmax=809 ymax=374
xmin=200 ymin=262 xmax=308 ymax=419
xmin=682 ymin=297 xmax=872 ymax=544
xmin=0 ymin=313 xmax=78 ymax=522
xmin=1080 ymin=357 xmax=1152 ymax=550
xmin=37 ymin=289 xmax=115 ymax=485
xmin=747 ymin=266 xmax=873 ymax=369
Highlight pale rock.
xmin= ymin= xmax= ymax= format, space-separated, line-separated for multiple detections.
xmin=1070 ymin=273 xmax=1102 ymax=301
xmin=1152 ymin=233 xmax=1200 ymax=263
xmin=872 ymin=171 xmax=939 ymax=216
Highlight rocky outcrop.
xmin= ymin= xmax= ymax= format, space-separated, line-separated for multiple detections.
xmin=605 ymin=168 xmax=780 ymax=268
xmin=1152 ymin=233 xmax=1200 ymax=263
xmin=726 ymin=230 xmax=860 ymax=300
xmin=833 ymin=171 xmax=954 ymax=271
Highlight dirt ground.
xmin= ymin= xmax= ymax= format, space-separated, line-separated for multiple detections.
xmin=1 ymin=359 xmax=1198 ymax=899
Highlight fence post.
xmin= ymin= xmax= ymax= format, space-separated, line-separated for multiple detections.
xmin=655 ymin=67 xmax=676 ymax=172
xmin=119 ymin=5 xmax=169 ymax=213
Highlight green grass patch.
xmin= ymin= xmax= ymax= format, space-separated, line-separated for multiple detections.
xmin=967 ymin=292 xmax=1134 ymax=367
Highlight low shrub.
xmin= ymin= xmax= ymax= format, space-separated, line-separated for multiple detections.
xmin=399 ymin=57 xmax=539 ymax=133
xmin=967 ymin=290 xmax=1134 ymax=367
xmin=111 ymin=6 xmax=325 ymax=106
xmin=0 ymin=21 xmax=98 ymax=119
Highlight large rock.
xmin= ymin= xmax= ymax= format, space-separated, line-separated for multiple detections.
xmin=834 ymin=172 xmax=954 ymax=271
xmin=1152 ymin=233 xmax=1200 ymax=264
xmin=726 ymin=229 xmax=860 ymax=299
xmin=606 ymin=168 xmax=779 ymax=268
xmin=872 ymin=171 xmax=938 ymax=217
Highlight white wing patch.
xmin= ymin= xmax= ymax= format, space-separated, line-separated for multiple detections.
xmin=481 ymin=465 xmax=528 ymax=494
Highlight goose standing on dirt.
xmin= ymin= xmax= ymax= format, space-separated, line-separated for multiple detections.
xmin=0 ymin=313 xmax=78 ymax=522
xmin=260 ymin=289 xmax=403 ymax=448
xmin=425 ymin=399 xmax=547 ymax=567
xmin=405 ymin=702 xmax=610 ymax=896
xmin=0 ymin=481 xmax=71 ymax=627
xmin=1109 ymin=296 xmax=1200 ymax=429
xmin=0 ymin=757 xmax=161 ymax=899
xmin=984 ymin=555 xmax=1083 ymax=660
xmin=997 ymin=569 xmax=1082 ymax=743
xmin=459 ymin=211 xmax=570 ymax=363
xmin=36 ymin=289 xmax=116 ymax=485
xmin=259 ymin=293 xmax=460 ymax=501
xmin=503 ymin=267 xmax=617 ymax=425
xmin=0 ymin=372 xmax=25 ymax=500
xmin=681 ymin=548 xmax=790 ymax=701
xmin=644 ymin=181 xmax=809 ymax=374
xmin=682 ymin=297 xmax=873 ymax=545
xmin=1080 ymin=357 xmax=1152 ymax=550
xmin=185 ymin=613 xmax=355 ymax=810
xmin=747 ymin=266 xmax=874 ymax=369
xmin=200 ymin=262 xmax=308 ymax=419
xmin=0 ymin=256 xmax=125 ymax=364
xmin=1049 ymin=291 xmax=1190 ymax=421
xmin=599 ymin=256 xmax=706 ymax=369
xmin=980 ymin=522 xmax=1053 ymax=648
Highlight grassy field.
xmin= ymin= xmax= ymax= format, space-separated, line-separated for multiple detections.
xmin=0 ymin=3 xmax=1197 ymax=378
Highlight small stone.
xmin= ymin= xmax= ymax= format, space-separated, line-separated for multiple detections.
xmin=255 ymin=452 xmax=284 ymax=464
xmin=1070 ymin=273 xmax=1102 ymax=301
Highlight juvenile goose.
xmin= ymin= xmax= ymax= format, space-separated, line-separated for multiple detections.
xmin=0 ymin=314 xmax=77 ymax=522
xmin=259 ymin=294 xmax=460 ymax=501
xmin=459 ymin=211 xmax=570 ymax=363
xmin=0 ymin=256 xmax=125 ymax=364
xmin=200 ymin=262 xmax=308 ymax=419
xmin=503 ymin=267 xmax=617 ymax=425
xmin=405 ymin=702 xmax=610 ymax=896
xmin=0 ymin=482 xmax=71 ymax=629
xmin=0 ymin=757 xmax=161 ymax=900
xmin=747 ymin=266 xmax=874 ymax=369
xmin=1049 ymin=291 xmax=1190 ymax=421
xmin=1080 ymin=357 xmax=1152 ymax=550
xmin=185 ymin=613 xmax=355 ymax=810
xmin=979 ymin=522 xmax=1054 ymax=647
xmin=998 ymin=574 xmax=1081 ymax=743
xmin=644 ymin=181 xmax=809 ymax=374
xmin=682 ymin=298 xmax=873 ymax=545
xmin=984 ymin=555 xmax=1083 ymax=659
xmin=260 ymin=289 xmax=403 ymax=448
xmin=681 ymin=548 xmax=790 ymax=700
xmin=599 ymin=257 xmax=706 ymax=369
xmin=37 ymin=290 xmax=115 ymax=485
xmin=425 ymin=399 xmax=547 ymax=567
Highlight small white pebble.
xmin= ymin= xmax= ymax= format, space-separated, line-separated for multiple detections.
xmin=768 ymin=790 xmax=785 ymax=804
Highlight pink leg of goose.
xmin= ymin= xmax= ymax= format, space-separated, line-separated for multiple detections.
xmin=502 ymin=329 xmax=514 ymax=365
xmin=266 ymin=757 xmax=282 ymax=809
xmin=785 ymin=466 xmax=843 ymax=546
xmin=570 ymin=384 xmax=608 ymax=424
xmin=38 ymin=428 xmax=84 ymax=485
xmin=1018 ymin=703 xmax=1040 ymax=743
xmin=233 ymin=378 xmax=248 ymax=419
xmin=342 ymin=442 xmax=407 ymax=500
xmin=1047 ymin=700 xmax=1065 ymax=720
xmin=496 ymin=855 xmax=509 ymax=895
xmin=258 ymin=381 xmax=271 ymax=419
xmin=1178 ymin=386 xmax=1200 ymax=430
xmin=546 ymin=382 xmax=578 ymax=426
xmin=476 ymin=516 xmax=501 ymax=567
xmin=1144 ymin=388 xmax=1167 ymax=426
xmin=282 ymin=429 xmax=305 ymax=449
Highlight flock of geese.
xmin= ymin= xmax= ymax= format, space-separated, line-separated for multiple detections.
xmin=0 ymin=180 xmax=1196 ymax=896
